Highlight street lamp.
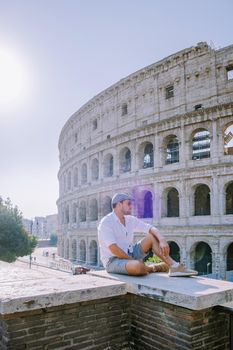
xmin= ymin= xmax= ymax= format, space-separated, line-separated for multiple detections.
xmin=29 ymin=219 xmax=33 ymax=269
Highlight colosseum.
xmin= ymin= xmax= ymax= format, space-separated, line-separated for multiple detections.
xmin=57 ymin=42 xmax=233 ymax=280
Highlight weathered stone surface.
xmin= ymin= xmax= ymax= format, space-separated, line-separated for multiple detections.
xmin=0 ymin=262 xmax=126 ymax=314
xmin=89 ymin=270 xmax=233 ymax=310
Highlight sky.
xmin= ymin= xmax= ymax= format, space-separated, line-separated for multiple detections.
xmin=0 ymin=0 xmax=232 ymax=219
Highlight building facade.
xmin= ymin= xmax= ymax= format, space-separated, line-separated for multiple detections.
xmin=23 ymin=215 xmax=58 ymax=240
xmin=57 ymin=42 xmax=233 ymax=279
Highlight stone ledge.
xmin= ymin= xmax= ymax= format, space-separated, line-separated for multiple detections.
xmin=88 ymin=270 xmax=233 ymax=310
xmin=0 ymin=263 xmax=126 ymax=315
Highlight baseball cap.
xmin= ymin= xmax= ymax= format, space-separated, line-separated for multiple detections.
xmin=111 ymin=193 xmax=134 ymax=206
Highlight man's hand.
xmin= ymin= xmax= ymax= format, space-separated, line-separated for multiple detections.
xmin=159 ymin=238 xmax=170 ymax=257
xmin=149 ymin=227 xmax=170 ymax=257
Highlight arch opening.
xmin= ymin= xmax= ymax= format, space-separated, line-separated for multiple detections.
xmin=194 ymin=242 xmax=212 ymax=275
xmin=194 ymin=184 xmax=210 ymax=215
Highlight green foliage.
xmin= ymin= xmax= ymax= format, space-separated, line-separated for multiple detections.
xmin=0 ymin=197 xmax=37 ymax=262
xmin=49 ymin=232 xmax=58 ymax=246
xmin=146 ymin=255 xmax=162 ymax=263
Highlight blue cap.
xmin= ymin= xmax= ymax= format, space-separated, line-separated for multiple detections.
xmin=111 ymin=193 xmax=134 ymax=206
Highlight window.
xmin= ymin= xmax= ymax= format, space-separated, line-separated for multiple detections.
xmin=102 ymin=196 xmax=112 ymax=216
xmin=79 ymin=240 xmax=86 ymax=263
xmin=72 ymin=203 xmax=77 ymax=223
xmin=224 ymin=123 xmax=233 ymax=155
xmin=194 ymin=184 xmax=210 ymax=215
xmin=143 ymin=143 xmax=154 ymax=168
xmin=143 ymin=191 xmax=153 ymax=218
xmin=121 ymin=103 xmax=128 ymax=116
xmin=89 ymin=240 xmax=98 ymax=265
xmin=90 ymin=198 xmax=98 ymax=221
xmin=91 ymin=159 xmax=99 ymax=180
xmin=81 ymin=164 xmax=87 ymax=184
xmin=65 ymin=205 xmax=69 ymax=223
xmin=73 ymin=168 xmax=78 ymax=187
xmin=167 ymin=188 xmax=179 ymax=217
xmin=192 ymin=130 xmax=210 ymax=160
xmin=166 ymin=136 xmax=179 ymax=164
xmin=104 ymin=154 xmax=114 ymax=177
xmin=79 ymin=201 xmax=86 ymax=222
xmin=92 ymin=119 xmax=97 ymax=130
xmin=226 ymin=182 xmax=233 ymax=215
xmin=120 ymin=148 xmax=131 ymax=173
xmin=67 ymin=172 xmax=71 ymax=190
xmin=227 ymin=66 xmax=233 ymax=80
xmin=165 ymin=85 xmax=174 ymax=99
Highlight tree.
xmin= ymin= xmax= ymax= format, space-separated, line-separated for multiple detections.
xmin=0 ymin=197 xmax=37 ymax=262
xmin=49 ymin=232 xmax=58 ymax=246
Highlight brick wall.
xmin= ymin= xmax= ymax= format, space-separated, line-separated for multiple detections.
xmin=129 ymin=295 xmax=230 ymax=350
xmin=0 ymin=295 xmax=231 ymax=350
xmin=0 ymin=296 xmax=130 ymax=350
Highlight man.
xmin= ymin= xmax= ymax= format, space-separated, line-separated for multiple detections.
xmin=98 ymin=193 xmax=197 ymax=277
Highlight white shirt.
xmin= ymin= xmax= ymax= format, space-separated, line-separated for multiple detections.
xmin=98 ymin=211 xmax=152 ymax=267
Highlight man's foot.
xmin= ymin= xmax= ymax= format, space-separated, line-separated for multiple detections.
xmin=169 ymin=263 xmax=198 ymax=277
xmin=146 ymin=262 xmax=169 ymax=273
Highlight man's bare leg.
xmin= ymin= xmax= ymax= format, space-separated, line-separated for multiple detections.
xmin=140 ymin=232 xmax=176 ymax=266
xmin=125 ymin=260 xmax=148 ymax=275
xmin=124 ymin=233 xmax=176 ymax=275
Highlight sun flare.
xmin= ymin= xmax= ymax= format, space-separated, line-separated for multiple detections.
xmin=0 ymin=48 xmax=28 ymax=106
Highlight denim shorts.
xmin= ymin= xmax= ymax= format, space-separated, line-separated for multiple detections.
xmin=105 ymin=241 xmax=147 ymax=275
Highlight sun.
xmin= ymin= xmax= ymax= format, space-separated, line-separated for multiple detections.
xmin=0 ymin=48 xmax=27 ymax=105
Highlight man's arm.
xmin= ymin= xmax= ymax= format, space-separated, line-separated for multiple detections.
xmin=108 ymin=244 xmax=133 ymax=260
xmin=149 ymin=227 xmax=170 ymax=257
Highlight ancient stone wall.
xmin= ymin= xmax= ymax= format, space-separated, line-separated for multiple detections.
xmin=57 ymin=42 xmax=233 ymax=279
xmin=0 ymin=294 xmax=230 ymax=350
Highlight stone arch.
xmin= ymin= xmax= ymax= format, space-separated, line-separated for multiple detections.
xmin=138 ymin=142 xmax=154 ymax=169
xmin=223 ymin=122 xmax=233 ymax=155
xmin=103 ymin=153 xmax=114 ymax=177
xmin=72 ymin=203 xmax=77 ymax=223
xmin=136 ymin=190 xmax=153 ymax=218
xmin=67 ymin=171 xmax=71 ymax=190
xmin=194 ymin=184 xmax=211 ymax=215
xmin=121 ymin=103 xmax=128 ymax=116
xmin=226 ymin=242 xmax=233 ymax=271
xmin=79 ymin=240 xmax=86 ymax=263
xmin=120 ymin=147 xmax=131 ymax=173
xmin=161 ymin=187 xmax=180 ymax=217
xmin=167 ymin=187 xmax=179 ymax=217
xmin=168 ymin=241 xmax=180 ymax=262
xmin=91 ymin=158 xmax=99 ymax=181
xmin=190 ymin=241 xmax=212 ymax=275
xmin=81 ymin=163 xmax=87 ymax=184
xmin=65 ymin=205 xmax=70 ymax=223
xmin=225 ymin=181 xmax=233 ymax=215
xmin=61 ymin=239 xmax=65 ymax=258
xmin=164 ymin=135 xmax=179 ymax=164
xmin=71 ymin=239 xmax=77 ymax=260
xmin=191 ymin=128 xmax=210 ymax=160
xmin=73 ymin=167 xmax=78 ymax=187
xmin=102 ymin=196 xmax=112 ymax=217
xmin=89 ymin=240 xmax=98 ymax=265
xmin=90 ymin=198 xmax=98 ymax=221
xmin=63 ymin=174 xmax=66 ymax=193
xmin=79 ymin=201 xmax=86 ymax=222
xmin=65 ymin=239 xmax=69 ymax=259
